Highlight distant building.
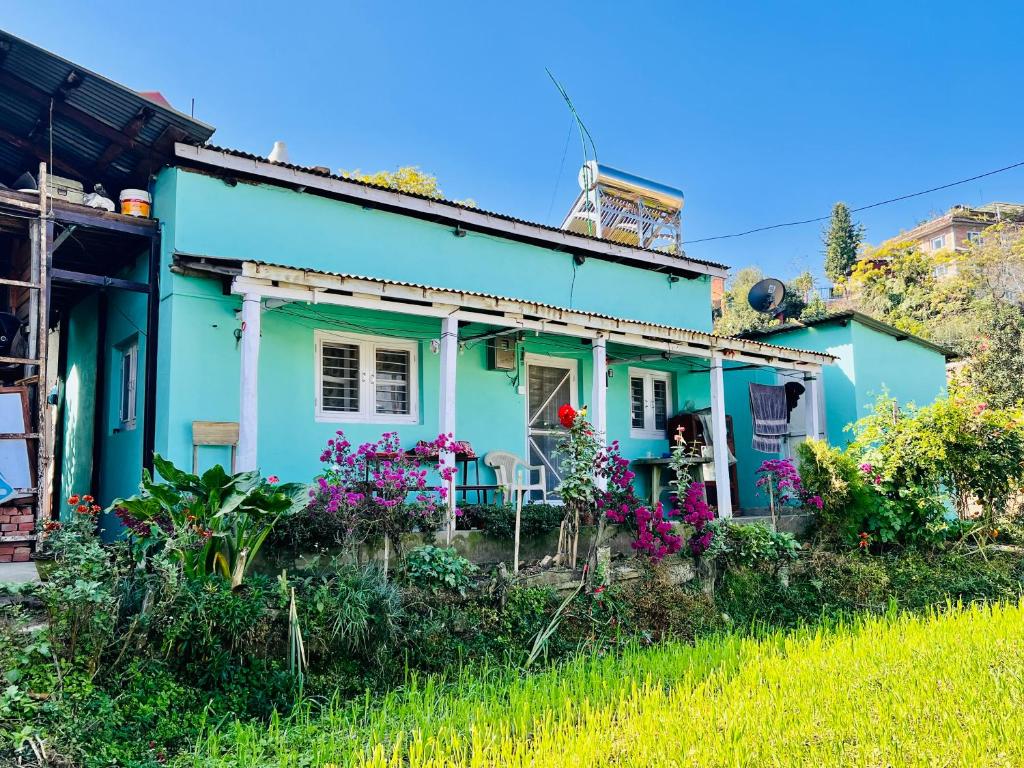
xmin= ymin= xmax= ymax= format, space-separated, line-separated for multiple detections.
xmin=876 ymin=202 xmax=1024 ymax=280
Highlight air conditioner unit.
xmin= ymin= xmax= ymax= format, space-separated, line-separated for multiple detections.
xmin=487 ymin=337 xmax=517 ymax=371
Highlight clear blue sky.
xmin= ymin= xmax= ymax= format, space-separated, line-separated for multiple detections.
xmin=6 ymin=1 xmax=1023 ymax=279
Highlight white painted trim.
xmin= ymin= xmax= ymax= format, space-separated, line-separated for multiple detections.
xmin=175 ymin=143 xmax=729 ymax=280
xmin=524 ymin=353 xmax=579 ymax=492
xmin=238 ymin=294 xmax=261 ymax=471
xmin=590 ymin=338 xmax=608 ymax=441
xmin=627 ymin=367 xmax=673 ymax=440
xmin=228 ymin=269 xmax=834 ymax=370
xmin=438 ymin=314 xmax=458 ymax=537
xmin=313 ymin=329 xmax=420 ymax=425
xmin=709 ymin=355 xmax=733 ymax=518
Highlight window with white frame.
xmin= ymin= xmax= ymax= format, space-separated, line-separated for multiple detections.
xmin=967 ymin=231 xmax=983 ymax=245
xmin=628 ymin=368 xmax=671 ymax=439
xmin=117 ymin=337 xmax=138 ymax=431
xmin=315 ymin=330 xmax=418 ymax=423
xmin=931 ymin=235 xmax=945 ymax=251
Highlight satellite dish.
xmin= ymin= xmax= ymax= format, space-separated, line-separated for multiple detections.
xmin=747 ymin=278 xmax=787 ymax=314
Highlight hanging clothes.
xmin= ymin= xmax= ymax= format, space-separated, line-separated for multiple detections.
xmin=784 ymin=381 xmax=806 ymax=422
xmin=749 ymin=383 xmax=788 ymax=453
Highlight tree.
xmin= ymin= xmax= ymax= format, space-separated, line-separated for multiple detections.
xmin=964 ymin=300 xmax=1024 ymax=408
xmin=342 ymin=166 xmax=476 ymax=207
xmin=823 ymin=202 xmax=864 ymax=284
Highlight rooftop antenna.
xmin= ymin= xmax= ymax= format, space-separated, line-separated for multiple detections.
xmin=546 ymin=69 xmax=598 ymax=235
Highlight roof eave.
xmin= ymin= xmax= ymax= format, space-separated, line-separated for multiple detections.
xmin=172 ymin=143 xmax=729 ymax=280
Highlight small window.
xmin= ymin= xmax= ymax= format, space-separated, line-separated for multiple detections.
xmin=315 ymin=331 xmax=418 ymax=423
xmin=628 ymin=368 xmax=672 ymax=439
xmin=117 ymin=337 xmax=138 ymax=431
xmin=967 ymin=231 xmax=983 ymax=244
xmin=931 ymin=235 xmax=945 ymax=251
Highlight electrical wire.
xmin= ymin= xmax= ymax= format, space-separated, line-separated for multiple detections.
xmin=683 ymin=159 xmax=1024 ymax=245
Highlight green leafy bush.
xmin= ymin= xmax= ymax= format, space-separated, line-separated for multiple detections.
xmin=796 ymin=439 xmax=875 ymax=542
xmin=404 ymin=546 xmax=478 ymax=595
xmin=458 ymin=503 xmax=565 ymax=538
xmin=712 ymin=521 xmax=801 ymax=569
xmin=112 ymin=455 xmax=308 ymax=585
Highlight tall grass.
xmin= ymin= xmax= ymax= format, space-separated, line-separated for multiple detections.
xmin=181 ymin=601 xmax=1024 ymax=767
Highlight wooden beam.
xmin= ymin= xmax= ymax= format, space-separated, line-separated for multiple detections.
xmin=0 ymin=69 xmax=140 ymax=151
xmin=0 ymin=125 xmax=86 ymax=179
xmin=50 ymin=268 xmax=150 ymax=293
xmin=93 ymin=106 xmax=153 ymax=173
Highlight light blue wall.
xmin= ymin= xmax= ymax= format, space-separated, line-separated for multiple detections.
xmin=163 ymin=168 xmax=714 ymax=332
xmin=96 ymin=254 xmax=150 ymax=535
xmin=152 ymin=271 xmax=705 ymax=490
xmin=850 ymin=322 xmax=948 ymax=420
xmin=59 ymin=295 xmax=98 ymax=515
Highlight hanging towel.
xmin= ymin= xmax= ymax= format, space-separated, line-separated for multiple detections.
xmin=749 ymin=383 xmax=788 ymax=453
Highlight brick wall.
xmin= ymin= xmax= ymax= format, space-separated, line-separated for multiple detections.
xmin=0 ymin=504 xmax=35 ymax=562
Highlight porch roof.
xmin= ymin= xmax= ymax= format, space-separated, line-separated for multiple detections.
xmin=174 ymin=255 xmax=836 ymax=371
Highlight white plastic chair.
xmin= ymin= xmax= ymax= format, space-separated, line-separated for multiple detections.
xmin=484 ymin=451 xmax=548 ymax=504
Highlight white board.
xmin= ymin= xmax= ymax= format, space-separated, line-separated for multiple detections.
xmin=0 ymin=389 xmax=32 ymax=498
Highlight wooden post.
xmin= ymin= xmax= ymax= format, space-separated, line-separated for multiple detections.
xmin=709 ymin=353 xmax=733 ymax=518
xmin=438 ymin=314 xmax=458 ymax=542
xmin=237 ymin=293 xmax=262 ymax=471
xmin=513 ymin=468 xmax=524 ymax=575
xmin=35 ymin=163 xmax=51 ymax=526
xmin=591 ymin=335 xmax=608 ymax=491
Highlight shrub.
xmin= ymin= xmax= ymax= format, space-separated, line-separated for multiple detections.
xmin=458 ymin=503 xmax=565 ymax=538
xmin=404 ymin=546 xmax=477 ymax=595
xmin=713 ymin=521 xmax=801 ymax=570
xmin=796 ymin=439 xmax=875 ymax=542
xmin=111 ymin=455 xmax=307 ymax=586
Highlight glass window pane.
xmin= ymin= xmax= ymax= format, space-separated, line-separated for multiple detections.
xmin=322 ymin=343 xmax=360 ymax=412
xmin=630 ymin=377 xmax=645 ymax=429
xmin=375 ymin=348 xmax=411 ymax=415
xmin=653 ymin=378 xmax=668 ymax=430
xmin=120 ymin=351 xmax=132 ymax=422
xmin=528 ymin=366 xmax=572 ymax=428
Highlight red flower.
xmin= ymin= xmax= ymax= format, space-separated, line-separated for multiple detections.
xmin=76 ymin=504 xmax=90 ymax=514
xmin=558 ymin=403 xmax=577 ymax=429
xmin=67 ymin=495 xmax=80 ymax=506
xmin=267 ymin=475 xmax=279 ymax=484
xmin=82 ymin=494 xmax=94 ymax=503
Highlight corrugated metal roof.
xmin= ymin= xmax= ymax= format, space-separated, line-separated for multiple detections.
xmin=186 ymin=143 xmax=730 ymax=274
xmin=0 ymin=29 xmax=214 ymax=190
xmin=176 ymin=253 xmax=835 ymax=364
xmin=744 ymin=310 xmax=957 ymax=359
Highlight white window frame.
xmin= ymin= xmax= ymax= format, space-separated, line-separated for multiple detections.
xmin=628 ymin=368 xmax=672 ymax=439
xmin=931 ymin=235 xmax=945 ymax=251
xmin=117 ymin=337 xmax=138 ymax=432
xmin=966 ymin=231 xmax=982 ymax=244
xmin=314 ymin=330 xmax=419 ymax=424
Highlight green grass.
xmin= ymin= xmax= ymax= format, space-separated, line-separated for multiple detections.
xmin=180 ymin=601 xmax=1024 ymax=767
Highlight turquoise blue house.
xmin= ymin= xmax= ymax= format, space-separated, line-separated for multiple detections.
xmin=57 ymin=142 xmax=840 ymax=524
xmin=728 ymin=311 xmax=953 ymax=510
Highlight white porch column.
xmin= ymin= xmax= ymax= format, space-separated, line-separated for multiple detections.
xmin=238 ymin=293 xmax=262 ymax=472
xmin=590 ymin=337 xmax=608 ymax=438
xmin=438 ymin=314 xmax=459 ymax=538
xmin=591 ymin=336 xmax=608 ymax=489
xmin=709 ymin=353 xmax=733 ymax=518
xmin=804 ymin=369 xmax=823 ymax=441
